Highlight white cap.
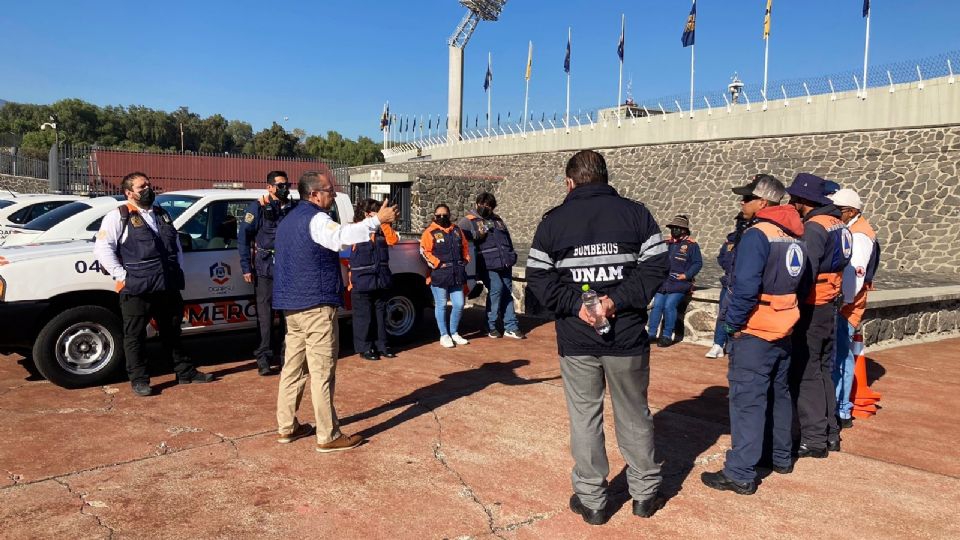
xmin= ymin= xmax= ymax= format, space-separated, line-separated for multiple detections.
xmin=829 ymin=188 xmax=863 ymax=210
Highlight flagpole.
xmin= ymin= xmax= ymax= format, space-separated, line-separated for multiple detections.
xmin=763 ymin=36 xmax=770 ymax=103
xmin=566 ymin=27 xmax=571 ymax=132
xmin=862 ymin=6 xmax=871 ymax=99
xmin=487 ymin=52 xmax=492 ymax=129
xmin=617 ymin=14 xmax=624 ymax=127
xmin=523 ymin=41 xmax=531 ymax=136
xmin=689 ymin=43 xmax=695 ymax=118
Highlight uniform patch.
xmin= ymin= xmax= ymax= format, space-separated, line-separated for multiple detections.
xmin=434 ymin=232 xmax=445 ymax=243
xmin=680 ymin=244 xmax=688 ymax=253
xmin=96 ymin=230 xmax=107 ymax=240
xmin=244 ymin=213 xmax=255 ymax=224
xmin=726 ymin=244 xmax=734 ymax=251
xmin=326 ymin=222 xmax=339 ymax=231
xmin=856 ymin=266 xmax=866 ymax=278
xmin=840 ymin=228 xmax=853 ymax=260
xmin=786 ymin=244 xmax=804 ymax=277
xmin=161 ymin=213 xmax=171 ymax=224
xmin=130 ymin=215 xmax=144 ymax=228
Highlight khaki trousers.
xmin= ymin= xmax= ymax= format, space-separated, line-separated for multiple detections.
xmin=276 ymin=305 xmax=341 ymax=444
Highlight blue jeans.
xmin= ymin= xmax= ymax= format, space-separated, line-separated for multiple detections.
xmin=647 ymin=292 xmax=685 ymax=339
xmin=713 ymin=286 xmax=730 ymax=346
xmin=484 ymin=268 xmax=520 ymax=332
xmin=431 ymin=285 xmax=465 ymax=337
xmin=833 ymin=319 xmax=856 ymax=420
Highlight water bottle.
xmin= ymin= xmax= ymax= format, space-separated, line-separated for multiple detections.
xmin=580 ymin=284 xmax=611 ymax=335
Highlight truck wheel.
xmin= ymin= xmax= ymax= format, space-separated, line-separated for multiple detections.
xmin=33 ymin=306 xmax=124 ymax=388
xmin=385 ymin=288 xmax=422 ymax=343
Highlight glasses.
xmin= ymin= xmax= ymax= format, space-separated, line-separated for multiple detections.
xmin=273 ymin=182 xmax=290 ymax=188
xmin=313 ymin=187 xmax=337 ymax=196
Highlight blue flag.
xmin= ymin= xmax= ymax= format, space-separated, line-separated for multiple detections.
xmin=681 ymin=1 xmax=696 ymax=47
xmin=617 ymin=16 xmax=625 ymax=61
xmin=862 ymin=0 xmax=869 ymax=17
xmin=484 ymin=57 xmax=492 ymax=91
xmin=564 ymin=33 xmax=571 ymax=73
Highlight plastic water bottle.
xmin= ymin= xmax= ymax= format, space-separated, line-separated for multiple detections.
xmin=580 ymin=284 xmax=611 ymax=335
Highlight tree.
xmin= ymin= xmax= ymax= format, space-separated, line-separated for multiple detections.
xmin=20 ymin=130 xmax=57 ymax=159
xmin=249 ymin=123 xmax=299 ymax=157
xmin=225 ymin=120 xmax=253 ymax=153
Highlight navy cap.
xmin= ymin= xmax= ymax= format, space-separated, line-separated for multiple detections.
xmin=786 ymin=173 xmax=833 ymax=206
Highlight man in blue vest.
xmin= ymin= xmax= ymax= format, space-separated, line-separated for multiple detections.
xmin=273 ymin=170 xmax=398 ymax=452
xmin=94 ymin=172 xmax=214 ymax=397
xmin=238 ymin=170 xmax=296 ymax=376
xmin=459 ymin=192 xmax=524 ymax=339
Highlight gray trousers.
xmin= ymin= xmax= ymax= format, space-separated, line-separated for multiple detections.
xmin=560 ymin=354 xmax=661 ymax=510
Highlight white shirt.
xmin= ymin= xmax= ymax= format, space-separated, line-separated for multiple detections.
xmin=308 ymin=209 xmax=381 ymax=251
xmin=93 ymin=205 xmax=183 ymax=283
xmin=840 ymin=214 xmax=874 ymax=304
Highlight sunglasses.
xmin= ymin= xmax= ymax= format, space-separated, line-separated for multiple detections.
xmin=273 ymin=182 xmax=290 ymax=188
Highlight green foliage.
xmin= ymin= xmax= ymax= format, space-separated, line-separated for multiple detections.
xmin=0 ymin=98 xmax=385 ymax=165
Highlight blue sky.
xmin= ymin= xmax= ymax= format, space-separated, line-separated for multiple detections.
xmin=4 ymin=1 xmax=958 ymax=140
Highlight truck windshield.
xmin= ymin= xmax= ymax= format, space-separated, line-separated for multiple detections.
xmin=22 ymin=201 xmax=93 ymax=231
xmin=156 ymin=194 xmax=200 ymax=222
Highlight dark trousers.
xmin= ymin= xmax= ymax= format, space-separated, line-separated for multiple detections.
xmin=351 ymin=289 xmax=388 ymax=353
xmin=723 ymin=333 xmax=793 ymax=484
xmin=254 ymin=275 xmax=285 ymax=367
xmin=789 ymin=303 xmax=840 ymax=449
xmin=119 ymin=290 xmax=196 ymax=385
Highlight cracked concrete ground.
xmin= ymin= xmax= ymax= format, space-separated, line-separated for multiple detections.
xmin=1 ymin=308 xmax=959 ymax=539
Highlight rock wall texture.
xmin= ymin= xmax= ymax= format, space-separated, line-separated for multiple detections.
xmin=0 ymin=174 xmax=48 ymax=194
xmin=352 ymin=124 xmax=960 ymax=275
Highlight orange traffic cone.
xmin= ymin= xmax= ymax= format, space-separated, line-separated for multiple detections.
xmin=849 ymin=332 xmax=882 ymax=419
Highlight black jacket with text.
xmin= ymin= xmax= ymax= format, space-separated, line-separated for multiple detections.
xmin=526 ymin=183 xmax=669 ymax=357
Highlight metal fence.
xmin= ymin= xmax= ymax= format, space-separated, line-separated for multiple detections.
xmin=0 ymin=151 xmax=48 ymax=179
xmin=384 ymin=49 xmax=960 ymax=157
xmin=51 ymin=145 xmax=348 ymax=196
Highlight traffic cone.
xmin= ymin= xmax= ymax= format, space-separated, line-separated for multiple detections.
xmin=849 ymin=331 xmax=882 ymax=419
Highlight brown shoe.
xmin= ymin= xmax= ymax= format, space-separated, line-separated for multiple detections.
xmin=316 ymin=433 xmax=364 ymax=453
xmin=277 ymin=423 xmax=315 ymax=444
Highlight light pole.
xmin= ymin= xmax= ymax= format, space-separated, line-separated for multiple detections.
xmin=40 ymin=115 xmax=59 ymax=147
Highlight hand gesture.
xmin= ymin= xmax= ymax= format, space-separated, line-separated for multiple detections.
xmin=376 ymin=198 xmax=399 ymax=224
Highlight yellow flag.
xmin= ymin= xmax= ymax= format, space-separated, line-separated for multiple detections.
xmin=763 ymin=0 xmax=773 ymax=39
xmin=525 ymin=41 xmax=533 ymax=81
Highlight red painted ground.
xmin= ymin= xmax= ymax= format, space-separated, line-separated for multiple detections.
xmin=1 ymin=309 xmax=958 ymax=539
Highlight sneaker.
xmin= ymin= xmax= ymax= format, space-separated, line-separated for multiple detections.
xmin=705 ymin=344 xmax=725 ymax=359
xmin=700 ymin=471 xmax=757 ymax=495
xmin=451 ymin=333 xmax=469 ymax=345
xmin=316 ymin=433 xmax=364 ymax=453
xmin=277 ymin=423 xmax=315 ymax=444
xmin=487 ymin=329 xmax=503 ymax=339
xmin=440 ymin=335 xmax=455 ymax=348
xmin=503 ymin=329 xmax=526 ymax=340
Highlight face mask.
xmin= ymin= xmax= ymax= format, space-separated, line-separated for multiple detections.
xmin=275 ymin=184 xmax=290 ymax=201
xmin=477 ymin=206 xmax=493 ymax=218
xmin=435 ymin=215 xmax=451 ymax=227
xmin=138 ymin=187 xmax=156 ymax=207
xmin=670 ymin=228 xmax=685 ymax=240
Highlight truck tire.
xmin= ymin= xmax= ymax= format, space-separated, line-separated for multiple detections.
xmin=33 ymin=306 xmax=125 ymax=388
xmin=384 ymin=285 xmax=423 ymax=343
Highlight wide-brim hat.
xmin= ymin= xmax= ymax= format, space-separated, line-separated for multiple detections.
xmin=786 ymin=173 xmax=833 ymax=206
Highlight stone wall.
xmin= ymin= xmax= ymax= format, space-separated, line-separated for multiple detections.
xmin=0 ymin=174 xmax=48 ymax=194
xmin=353 ymin=124 xmax=960 ymax=276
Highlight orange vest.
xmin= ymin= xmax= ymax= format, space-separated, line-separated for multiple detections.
xmin=840 ymin=217 xmax=877 ymax=327
xmin=742 ymin=222 xmax=804 ymax=342
xmin=805 ymin=214 xmax=849 ymax=305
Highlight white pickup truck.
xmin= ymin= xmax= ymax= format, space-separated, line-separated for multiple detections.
xmin=0 ymin=189 xmax=435 ymax=388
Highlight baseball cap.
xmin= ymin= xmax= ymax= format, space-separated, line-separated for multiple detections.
xmin=829 ymin=188 xmax=863 ymax=210
xmin=732 ymin=173 xmax=785 ymax=203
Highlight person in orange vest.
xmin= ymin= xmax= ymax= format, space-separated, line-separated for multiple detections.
xmin=828 ymin=188 xmax=880 ymax=429
xmin=786 ymin=173 xmax=852 ymax=458
xmin=701 ymin=174 xmax=806 ymax=495
xmin=647 ymin=215 xmax=702 ymax=347
xmin=420 ymin=204 xmax=471 ymax=348
xmin=348 ymin=198 xmax=400 ymax=361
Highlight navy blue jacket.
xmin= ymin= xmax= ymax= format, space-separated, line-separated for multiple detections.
xmin=272 ymin=203 xmax=343 ymax=310
xmin=659 ymin=237 xmax=702 ymax=294
xmin=238 ymin=195 xmax=296 ymax=278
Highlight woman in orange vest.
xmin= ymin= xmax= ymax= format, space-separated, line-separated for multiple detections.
xmin=348 ymin=198 xmax=399 ymax=361
xmin=419 ymin=204 xmax=470 ymax=349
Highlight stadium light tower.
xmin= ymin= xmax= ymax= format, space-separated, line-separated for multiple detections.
xmin=447 ymin=0 xmax=507 ymax=139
